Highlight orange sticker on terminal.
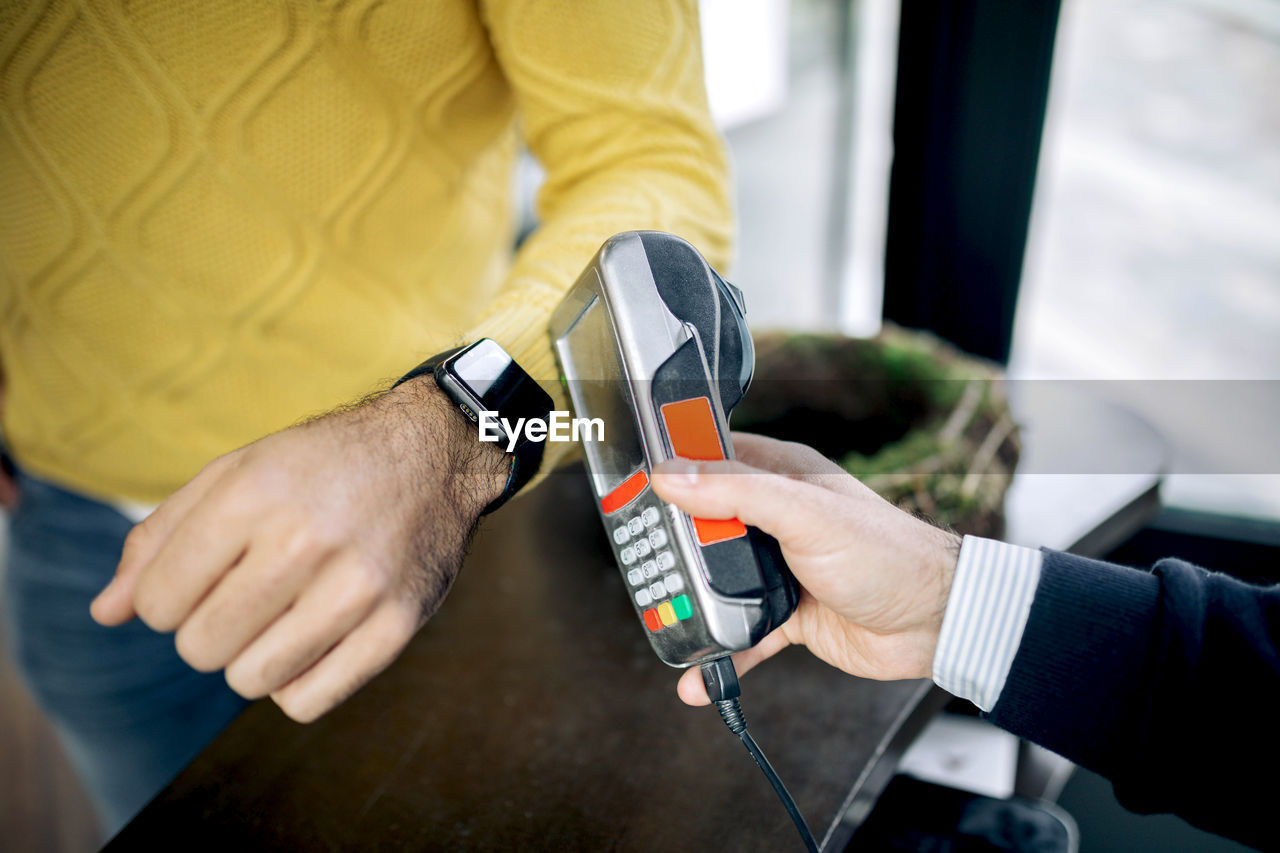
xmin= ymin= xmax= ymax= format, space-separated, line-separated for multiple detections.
xmin=660 ymin=397 xmax=748 ymax=546
xmin=692 ymin=516 xmax=747 ymax=545
xmin=661 ymin=397 xmax=725 ymax=461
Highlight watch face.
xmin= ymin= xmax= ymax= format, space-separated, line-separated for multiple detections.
xmin=447 ymin=339 xmax=553 ymax=435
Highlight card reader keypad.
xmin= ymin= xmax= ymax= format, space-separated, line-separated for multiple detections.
xmin=611 ymin=496 xmax=695 ymax=633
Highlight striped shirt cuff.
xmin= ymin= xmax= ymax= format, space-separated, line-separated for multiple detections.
xmin=932 ymin=536 xmax=1043 ymax=711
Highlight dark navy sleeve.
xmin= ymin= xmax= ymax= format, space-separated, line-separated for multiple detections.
xmin=986 ymin=549 xmax=1280 ymax=849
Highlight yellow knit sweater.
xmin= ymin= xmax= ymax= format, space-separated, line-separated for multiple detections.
xmin=0 ymin=0 xmax=732 ymax=503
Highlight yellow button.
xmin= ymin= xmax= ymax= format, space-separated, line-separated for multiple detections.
xmin=658 ymin=602 xmax=677 ymax=627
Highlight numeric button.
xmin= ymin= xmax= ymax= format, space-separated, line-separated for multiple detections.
xmin=627 ymin=568 xmax=644 ymax=586
xmin=648 ymin=529 xmax=668 ymax=550
xmin=641 ymin=507 xmax=660 ymax=528
xmin=634 ymin=538 xmax=651 ymax=558
xmin=627 ymin=517 xmax=644 ymax=536
xmin=613 ymin=526 xmax=630 ymax=545
xmin=621 ymin=546 xmax=637 ymax=566
xmin=656 ymin=551 xmax=675 ymax=571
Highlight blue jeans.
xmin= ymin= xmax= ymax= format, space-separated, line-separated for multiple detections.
xmin=2 ymin=469 xmax=249 ymax=838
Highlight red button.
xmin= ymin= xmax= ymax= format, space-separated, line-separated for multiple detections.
xmin=643 ymin=608 xmax=663 ymax=632
xmin=601 ymin=469 xmax=649 ymax=515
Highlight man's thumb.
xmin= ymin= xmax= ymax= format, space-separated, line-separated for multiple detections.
xmin=90 ymin=544 xmax=146 ymax=626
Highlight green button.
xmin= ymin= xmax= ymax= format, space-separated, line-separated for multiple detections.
xmin=672 ymin=594 xmax=693 ymax=621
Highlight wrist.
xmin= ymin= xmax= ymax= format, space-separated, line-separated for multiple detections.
xmin=391 ymin=339 xmax=552 ymax=516
xmin=930 ymin=536 xmax=1043 ymax=711
xmin=909 ymin=527 xmax=963 ymax=678
xmin=383 ymin=375 xmax=509 ymax=519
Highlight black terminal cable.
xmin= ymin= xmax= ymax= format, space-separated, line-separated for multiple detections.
xmin=700 ymin=657 xmax=820 ymax=853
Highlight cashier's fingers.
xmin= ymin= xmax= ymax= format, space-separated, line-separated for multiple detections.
xmin=730 ymin=432 xmax=868 ymax=499
xmin=730 ymin=433 xmax=870 ymax=499
xmin=268 ymin=598 xmax=419 ymax=723
xmin=676 ymin=628 xmax=795 ymax=707
xmin=651 ymin=458 xmax=846 ymax=553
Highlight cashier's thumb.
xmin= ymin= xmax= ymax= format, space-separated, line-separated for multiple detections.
xmin=651 ymin=458 xmax=831 ymax=548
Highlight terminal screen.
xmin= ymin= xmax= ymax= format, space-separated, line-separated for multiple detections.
xmin=558 ymin=295 xmax=646 ymax=498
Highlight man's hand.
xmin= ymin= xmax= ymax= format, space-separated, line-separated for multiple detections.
xmin=650 ymin=433 xmax=961 ymax=706
xmin=90 ymin=378 xmax=508 ymax=723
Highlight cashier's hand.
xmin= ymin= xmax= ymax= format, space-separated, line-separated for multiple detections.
xmin=90 ymin=378 xmax=509 ymax=723
xmin=651 ymin=433 xmax=962 ymax=706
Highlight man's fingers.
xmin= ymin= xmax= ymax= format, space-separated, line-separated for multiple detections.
xmin=126 ymin=482 xmax=266 ymax=633
xmin=675 ymin=629 xmax=793 ymax=706
xmin=269 ymin=599 xmax=418 ymax=723
xmin=91 ymin=455 xmax=233 ymax=625
xmin=174 ymin=544 xmax=346 ymax=673
xmin=89 ymin=539 xmax=149 ymax=625
xmin=222 ymin=556 xmax=384 ymax=699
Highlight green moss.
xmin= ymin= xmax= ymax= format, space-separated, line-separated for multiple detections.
xmin=841 ymin=429 xmax=942 ymax=478
xmin=743 ymin=327 xmax=1018 ymax=538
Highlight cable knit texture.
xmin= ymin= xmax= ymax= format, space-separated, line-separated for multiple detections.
xmin=0 ymin=0 xmax=732 ymax=503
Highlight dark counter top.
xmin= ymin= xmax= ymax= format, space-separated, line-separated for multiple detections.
xmin=107 ymin=468 xmax=938 ymax=851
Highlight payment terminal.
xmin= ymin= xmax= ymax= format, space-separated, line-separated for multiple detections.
xmin=548 ymin=231 xmax=799 ymax=668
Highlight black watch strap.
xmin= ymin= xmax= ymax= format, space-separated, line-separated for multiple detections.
xmin=487 ymin=429 xmax=545 ymax=515
xmin=393 ymin=344 xmax=546 ymax=515
xmin=392 ymin=346 xmax=465 ymax=388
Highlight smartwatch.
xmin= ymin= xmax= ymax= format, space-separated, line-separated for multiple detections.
xmin=394 ymin=338 xmax=554 ymax=515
